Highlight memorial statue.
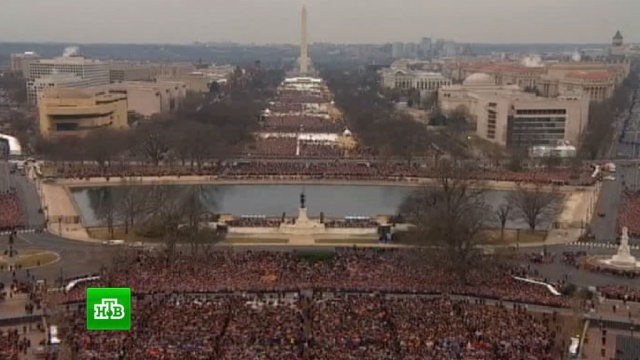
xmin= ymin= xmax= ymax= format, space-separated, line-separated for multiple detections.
xmin=300 ymin=191 xmax=306 ymax=209
xmin=619 ymin=226 xmax=631 ymax=254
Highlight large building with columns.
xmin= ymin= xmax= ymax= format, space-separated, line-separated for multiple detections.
xmin=379 ymin=60 xmax=452 ymax=97
xmin=441 ymin=59 xmax=629 ymax=102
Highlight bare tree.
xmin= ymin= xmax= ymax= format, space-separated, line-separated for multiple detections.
xmin=140 ymin=185 xmax=222 ymax=257
xmin=115 ymin=179 xmax=150 ymax=235
xmin=495 ymin=203 xmax=513 ymax=241
xmin=91 ymin=188 xmax=117 ymax=239
xmin=507 ymin=185 xmax=562 ymax=232
xmin=143 ymin=186 xmax=185 ymax=258
xmin=400 ymin=161 xmax=490 ymax=282
xmin=134 ymin=124 xmax=170 ymax=166
xmin=81 ymin=129 xmax=126 ymax=169
xmin=177 ymin=185 xmax=222 ymax=255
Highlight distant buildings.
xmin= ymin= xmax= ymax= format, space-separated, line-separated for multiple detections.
xmin=439 ymin=73 xmax=589 ymax=149
xmin=31 ymin=73 xmax=92 ymax=106
xmin=379 ymin=59 xmax=452 ymax=98
xmin=609 ymin=30 xmax=640 ymax=58
xmin=107 ymin=63 xmax=156 ymax=82
xmin=26 ymin=55 xmax=110 ymax=105
xmin=84 ymin=81 xmax=187 ymax=118
xmin=156 ymin=66 xmax=233 ymax=93
xmin=9 ymin=52 xmax=41 ymax=77
xmin=441 ymin=59 xmax=629 ymax=102
xmin=38 ymin=88 xmax=128 ymax=137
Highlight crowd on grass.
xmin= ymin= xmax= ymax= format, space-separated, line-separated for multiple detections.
xmin=244 ymin=139 xmax=347 ymax=158
xmin=0 ymin=189 xmax=23 ymax=231
xmin=60 ymin=294 xmax=557 ymax=360
xmin=263 ymin=115 xmax=344 ymax=133
xmin=43 ymin=161 xmax=595 ymax=187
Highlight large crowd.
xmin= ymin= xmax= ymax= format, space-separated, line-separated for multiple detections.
xmin=48 ymin=249 xmax=569 ymax=360
xmin=616 ymin=189 xmax=640 ymax=236
xmin=61 ymin=294 xmax=557 ymax=360
xmin=0 ymin=328 xmax=29 ymax=360
xmin=43 ymin=160 xmax=595 ymax=186
xmin=0 ymin=188 xmax=23 ymax=231
xmin=54 ymin=249 xmax=570 ymax=308
xmin=597 ymin=286 xmax=640 ymax=303
xmin=263 ymin=115 xmax=344 ymax=133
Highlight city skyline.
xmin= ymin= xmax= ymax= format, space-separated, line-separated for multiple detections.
xmin=0 ymin=0 xmax=638 ymax=45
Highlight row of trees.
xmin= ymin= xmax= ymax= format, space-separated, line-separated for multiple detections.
xmin=321 ymin=67 xmax=434 ymax=161
xmin=580 ymin=65 xmax=639 ymax=159
xmin=398 ymin=161 xmax=562 ymax=281
xmin=89 ymin=181 xmax=220 ymax=256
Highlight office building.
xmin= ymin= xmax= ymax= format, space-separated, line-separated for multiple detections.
xmin=439 ymin=73 xmax=589 ymax=149
xmin=84 ymin=81 xmax=187 ymax=117
xmin=10 ymin=52 xmax=41 ymax=77
xmin=107 ymin=63 xmax=155 ymax=82
xmin=26 ymin=56 xmax=110 ymax=104
xmin=31 ymin=73 xmax=92 ymax=106
xmin=38 ymin=88 xmax=128 ymax=137
xmin=391 ymin=42 xmax=405 ymax=59
xmin=156 ymin=66 xmax=233 ymax=93
xmin=419 ymin=38 xmax=432 ymax=58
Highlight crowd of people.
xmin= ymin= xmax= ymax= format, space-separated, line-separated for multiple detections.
xmin=298 ymin=143 xmax=344 ymax=158
xmin=597 ymin=286 xmax=640 ymax=303
xmin=226 ymin=217 xmax=283 ymax=228
xmin=60 ymin=294 xmax=557 ymax=360
xmin=0 ymin=188 xmax=23 ymax=231
xmin=54 ymin=249 xmax=570 ymax=307
xmin=246 ymin=137 xmax=297 ymax=157
xmin=41 ymin=159 xmax=595 ymax=187
xmin=0 ymin=328 xmax=30 ymax=360
xmin=324 ymin=218 xmax=378 ymax=228
xmin=262 ymin=115 xmax=344 ymax=133
xmin=243 ymin=138 xmax=348 ymax=158
xmin=616 ymin=189 xmax=640 ymax=236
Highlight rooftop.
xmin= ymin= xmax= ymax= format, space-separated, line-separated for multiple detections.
xmin=613 ymin=30 xmax=623 ymax=40
xmin=565 ymin=71 xmax=613 ymax=80
xmin=36 ymin=57 xmax=105 ymax=65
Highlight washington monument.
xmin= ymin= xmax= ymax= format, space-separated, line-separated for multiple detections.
xmin=298 ymin=5 xmax=311 ymax=75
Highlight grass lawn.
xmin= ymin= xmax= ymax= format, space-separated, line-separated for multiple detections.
xmin=87 ymin=227 xmax=150 ymax=242
xmin=483 ymin=229 xmax=548 ymax=245
xmin=315 ymin=238 xmax=380 ymax=244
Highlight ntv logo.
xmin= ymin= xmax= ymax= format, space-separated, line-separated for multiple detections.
xmin=86 ymin=288 xmax=131 ymax=330
xmin=94 ymin=299 xmax=125 ymax=320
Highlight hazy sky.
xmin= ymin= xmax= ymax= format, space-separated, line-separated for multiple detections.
xmin=0 ymin=0 xmax=637 ymax=44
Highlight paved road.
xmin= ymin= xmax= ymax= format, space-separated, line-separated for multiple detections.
xmin=590 ymin=77 xmax=640 ymax=243
xmin=8 ymin=171 xmax=45 ymax=229
xmin=2 ymin=229 xmax=640 ymax=288
xmin=0 ymin=232 xmax=118 ymax=284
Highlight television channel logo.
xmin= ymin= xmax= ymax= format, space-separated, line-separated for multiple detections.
xmin=86 ymin=288 xmax=131 ymax=330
